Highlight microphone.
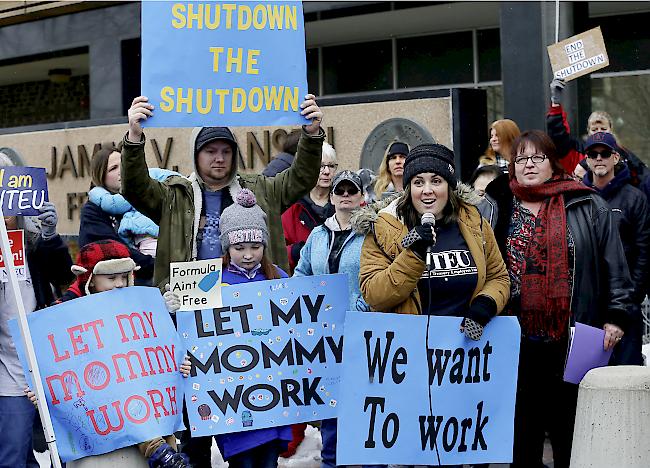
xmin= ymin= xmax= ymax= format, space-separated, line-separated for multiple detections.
xmin=421 ymin=213 xmax=436 ymax=270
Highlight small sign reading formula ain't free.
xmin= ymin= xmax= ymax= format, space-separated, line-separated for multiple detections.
xmin=170 ymin=258 xmax=223 ymax=311
xmin=0 ymin=166 xmax=48 ymax=216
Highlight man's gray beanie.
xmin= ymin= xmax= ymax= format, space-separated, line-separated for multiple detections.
xmin=219 ymin=189 xmax=269 ymax=251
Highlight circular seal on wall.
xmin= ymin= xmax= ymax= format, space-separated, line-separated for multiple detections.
xmin=0 ymin=147 xmax=24 ymax=166
xmin=360 ymin=118 xmax=436 ymax=172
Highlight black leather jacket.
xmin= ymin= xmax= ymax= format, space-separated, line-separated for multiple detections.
xmin=479 ymin=174 xmax=633 ymax=332
xmin=583 ymin=165 xmax=650 ymax=304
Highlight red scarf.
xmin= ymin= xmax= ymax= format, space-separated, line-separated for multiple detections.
xmin=509 ymin=176 xmax=593 ymax=339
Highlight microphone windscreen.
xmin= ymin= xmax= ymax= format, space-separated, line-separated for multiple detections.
xmin=421 ymin=212 xmax=435 ymax=226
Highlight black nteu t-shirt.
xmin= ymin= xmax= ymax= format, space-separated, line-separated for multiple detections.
xmin=418 ymin=221 xmax=478 ymax=316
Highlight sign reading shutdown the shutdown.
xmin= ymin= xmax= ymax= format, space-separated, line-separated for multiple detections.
xmin=176 ymin=274 xmax=347 ymax=436
xmin=547 ymin=26 xmax=609 ymax=81
xmin=337 ymin=313 xmax=520 ymax=466
xmin=141 ymin=1 xmax=308 ymax=127
xmin=9 ymin=287 xmax=185 ymax=462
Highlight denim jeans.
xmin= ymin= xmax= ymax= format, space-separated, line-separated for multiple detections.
xmin=0 ymin=396 xmax=40 ymax=468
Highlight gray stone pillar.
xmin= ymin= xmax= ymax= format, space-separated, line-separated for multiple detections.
xmin=500 ymin=1 xmax=581 ymax=132
xmin=571 ymin=366 xmax=650 ymax=467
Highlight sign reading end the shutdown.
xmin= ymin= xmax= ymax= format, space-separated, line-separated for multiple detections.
xmin=141 ymin=1 xmax=309 ymax=127
xmin=547 ymin=26 xmax=609 ymax=81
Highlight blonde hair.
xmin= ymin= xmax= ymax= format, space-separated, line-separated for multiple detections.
xmin=587 ymin=111 xmax=615 ymax=135
xmin=483 ymin=119 xmax=521 ymax=163
xmin=374 ymin=138 xmax=409 ymax=196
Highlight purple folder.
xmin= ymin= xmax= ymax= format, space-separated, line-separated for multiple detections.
xmin=563 ymin=322 xmax=613 ymax=384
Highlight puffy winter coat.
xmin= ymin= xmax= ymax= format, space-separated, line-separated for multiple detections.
xmin=355 ymin=186 xmax=510 ymax=315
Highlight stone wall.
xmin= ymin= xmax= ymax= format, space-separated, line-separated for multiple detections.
xmin=0 ymin=96 xmax=452 ymax=235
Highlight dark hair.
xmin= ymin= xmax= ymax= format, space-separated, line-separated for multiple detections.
xmin=396 ymin=183 xmax=460 ymax=230
xmin=509 ymin=130 xmax=566 ymax=178
xmin=281 ymin=130 xmax=301 ymax=156
xmin=468 ymin=165 xmax=502 ymax=186
xmin=90 ymin=142 xmax=123 ymax=191
xmin=223 ymin=250 xmax=281 ymax=280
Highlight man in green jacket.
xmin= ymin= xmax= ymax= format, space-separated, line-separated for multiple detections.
xmin=121 ymin=95 xmax=325 ymax=289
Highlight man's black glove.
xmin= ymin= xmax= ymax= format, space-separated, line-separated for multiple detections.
xmin=401 ymin=224 xmax=435 ymax=260
xmin=550 ymin=78 xmax=566 ymax=106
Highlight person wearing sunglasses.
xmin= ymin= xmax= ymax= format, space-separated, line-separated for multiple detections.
xmin=480 ymin=129 xmax=633 ymax=468
xmin=293 ymin=170 xmax=370 ymax=468
xmin=581 ymin=132 xmax=649 ymax=367
xmin=548 ymin=78 xmax=650 ymax=198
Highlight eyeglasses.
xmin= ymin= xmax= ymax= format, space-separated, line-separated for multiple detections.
xmin=514 ymin=153 xmax=547 ymax=165
xmin=320 ymin=163 xmax=338 ymax=172
xmin=586 ymin=150 xmax=613 ymax=159
xmin=333 ymin=186 xmax=360 ymax=196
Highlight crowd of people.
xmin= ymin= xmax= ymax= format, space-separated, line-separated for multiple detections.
xmin=1 ymin=77 xmax=649 ymax=468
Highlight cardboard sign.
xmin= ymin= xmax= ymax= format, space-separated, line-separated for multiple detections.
xmin=170 ymin=259 xmax=223 ymax=311
xmin=176 ymin=274 xmax=347 ymax=436
xmin=547 ymin=26 xmax=609 ymax=81
xmin=0 ymin=166 xmax=48 ymax=216
xmin=0 ymin=229 xmax=26 ymax=281
xmin=337 ymin=313 xmax=521 ymax=466
xmin=9 ymin=287 xmax=185 ymax=462
xmin=141 ymin=1 xmax=308 ymax=127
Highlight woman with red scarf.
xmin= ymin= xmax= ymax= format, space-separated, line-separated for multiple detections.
xmin=481 ymin=130 xmax=633 ymax=468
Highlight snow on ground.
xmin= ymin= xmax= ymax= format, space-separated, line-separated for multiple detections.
xmin=37 ymin=424 xmax=323 ymax=467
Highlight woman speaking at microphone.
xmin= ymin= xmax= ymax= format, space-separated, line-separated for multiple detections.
xmin=356 ymin=143 xmax=510 ymax=340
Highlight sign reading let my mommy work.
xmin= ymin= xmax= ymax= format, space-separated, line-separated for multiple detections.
xmin=176 ymin=274 xmax=347 ymax=436
xmin=9 ymin=287 xmax=185 ymax=461
xmin=141 ymin=1 xmax=308 ymax=127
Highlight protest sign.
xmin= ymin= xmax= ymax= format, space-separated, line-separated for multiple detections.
xmin=9 ymin=287 xmax=184 ymax=462
xmin=0 ymin=166 xmax=48 ymax=216
xmin=141 ymin=1 xmax=308 ymax=127
xmin=337 ymin=313 xmax=520 ymax=466
xmin=0 ymin=229 xmax=25 ymax=281
xmin=176 ymin=274 xmax=346 ymax=436
xmin=170 ymin=259 xmax=223 ymax=311
xmin=547 ymin=26 xmax=609 ymax=81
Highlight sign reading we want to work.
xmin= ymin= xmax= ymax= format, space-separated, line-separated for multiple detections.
xmin=142 ymin=1 xmax=308 ymax=127
xmin=338 ymin=313 xmax=521 ymax=466
xmin=10 ymin=287 xmax=184 ymax=461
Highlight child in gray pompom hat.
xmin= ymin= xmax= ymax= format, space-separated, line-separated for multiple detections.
xmin=219 ymin=188 xmax=269 ymax=251
xmin=219 ymin=189 xmax=288 ymax=283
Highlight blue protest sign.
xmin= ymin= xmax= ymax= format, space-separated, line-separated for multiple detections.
xmin=176 ymin=274 xmax=346 ymax=436
xmin=337 ymin=313 xmax=520 ymax=466
xmin=141 ymin=1 xmax=308 ymax=127
xmin=0 ymin=166 xmax=48 ymax=216
xmin=9 ymin=287 xmax=184 ymax=462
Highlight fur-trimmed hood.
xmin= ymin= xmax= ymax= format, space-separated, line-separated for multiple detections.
xmin=351 ymin=182 xmax=482 ymax=235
